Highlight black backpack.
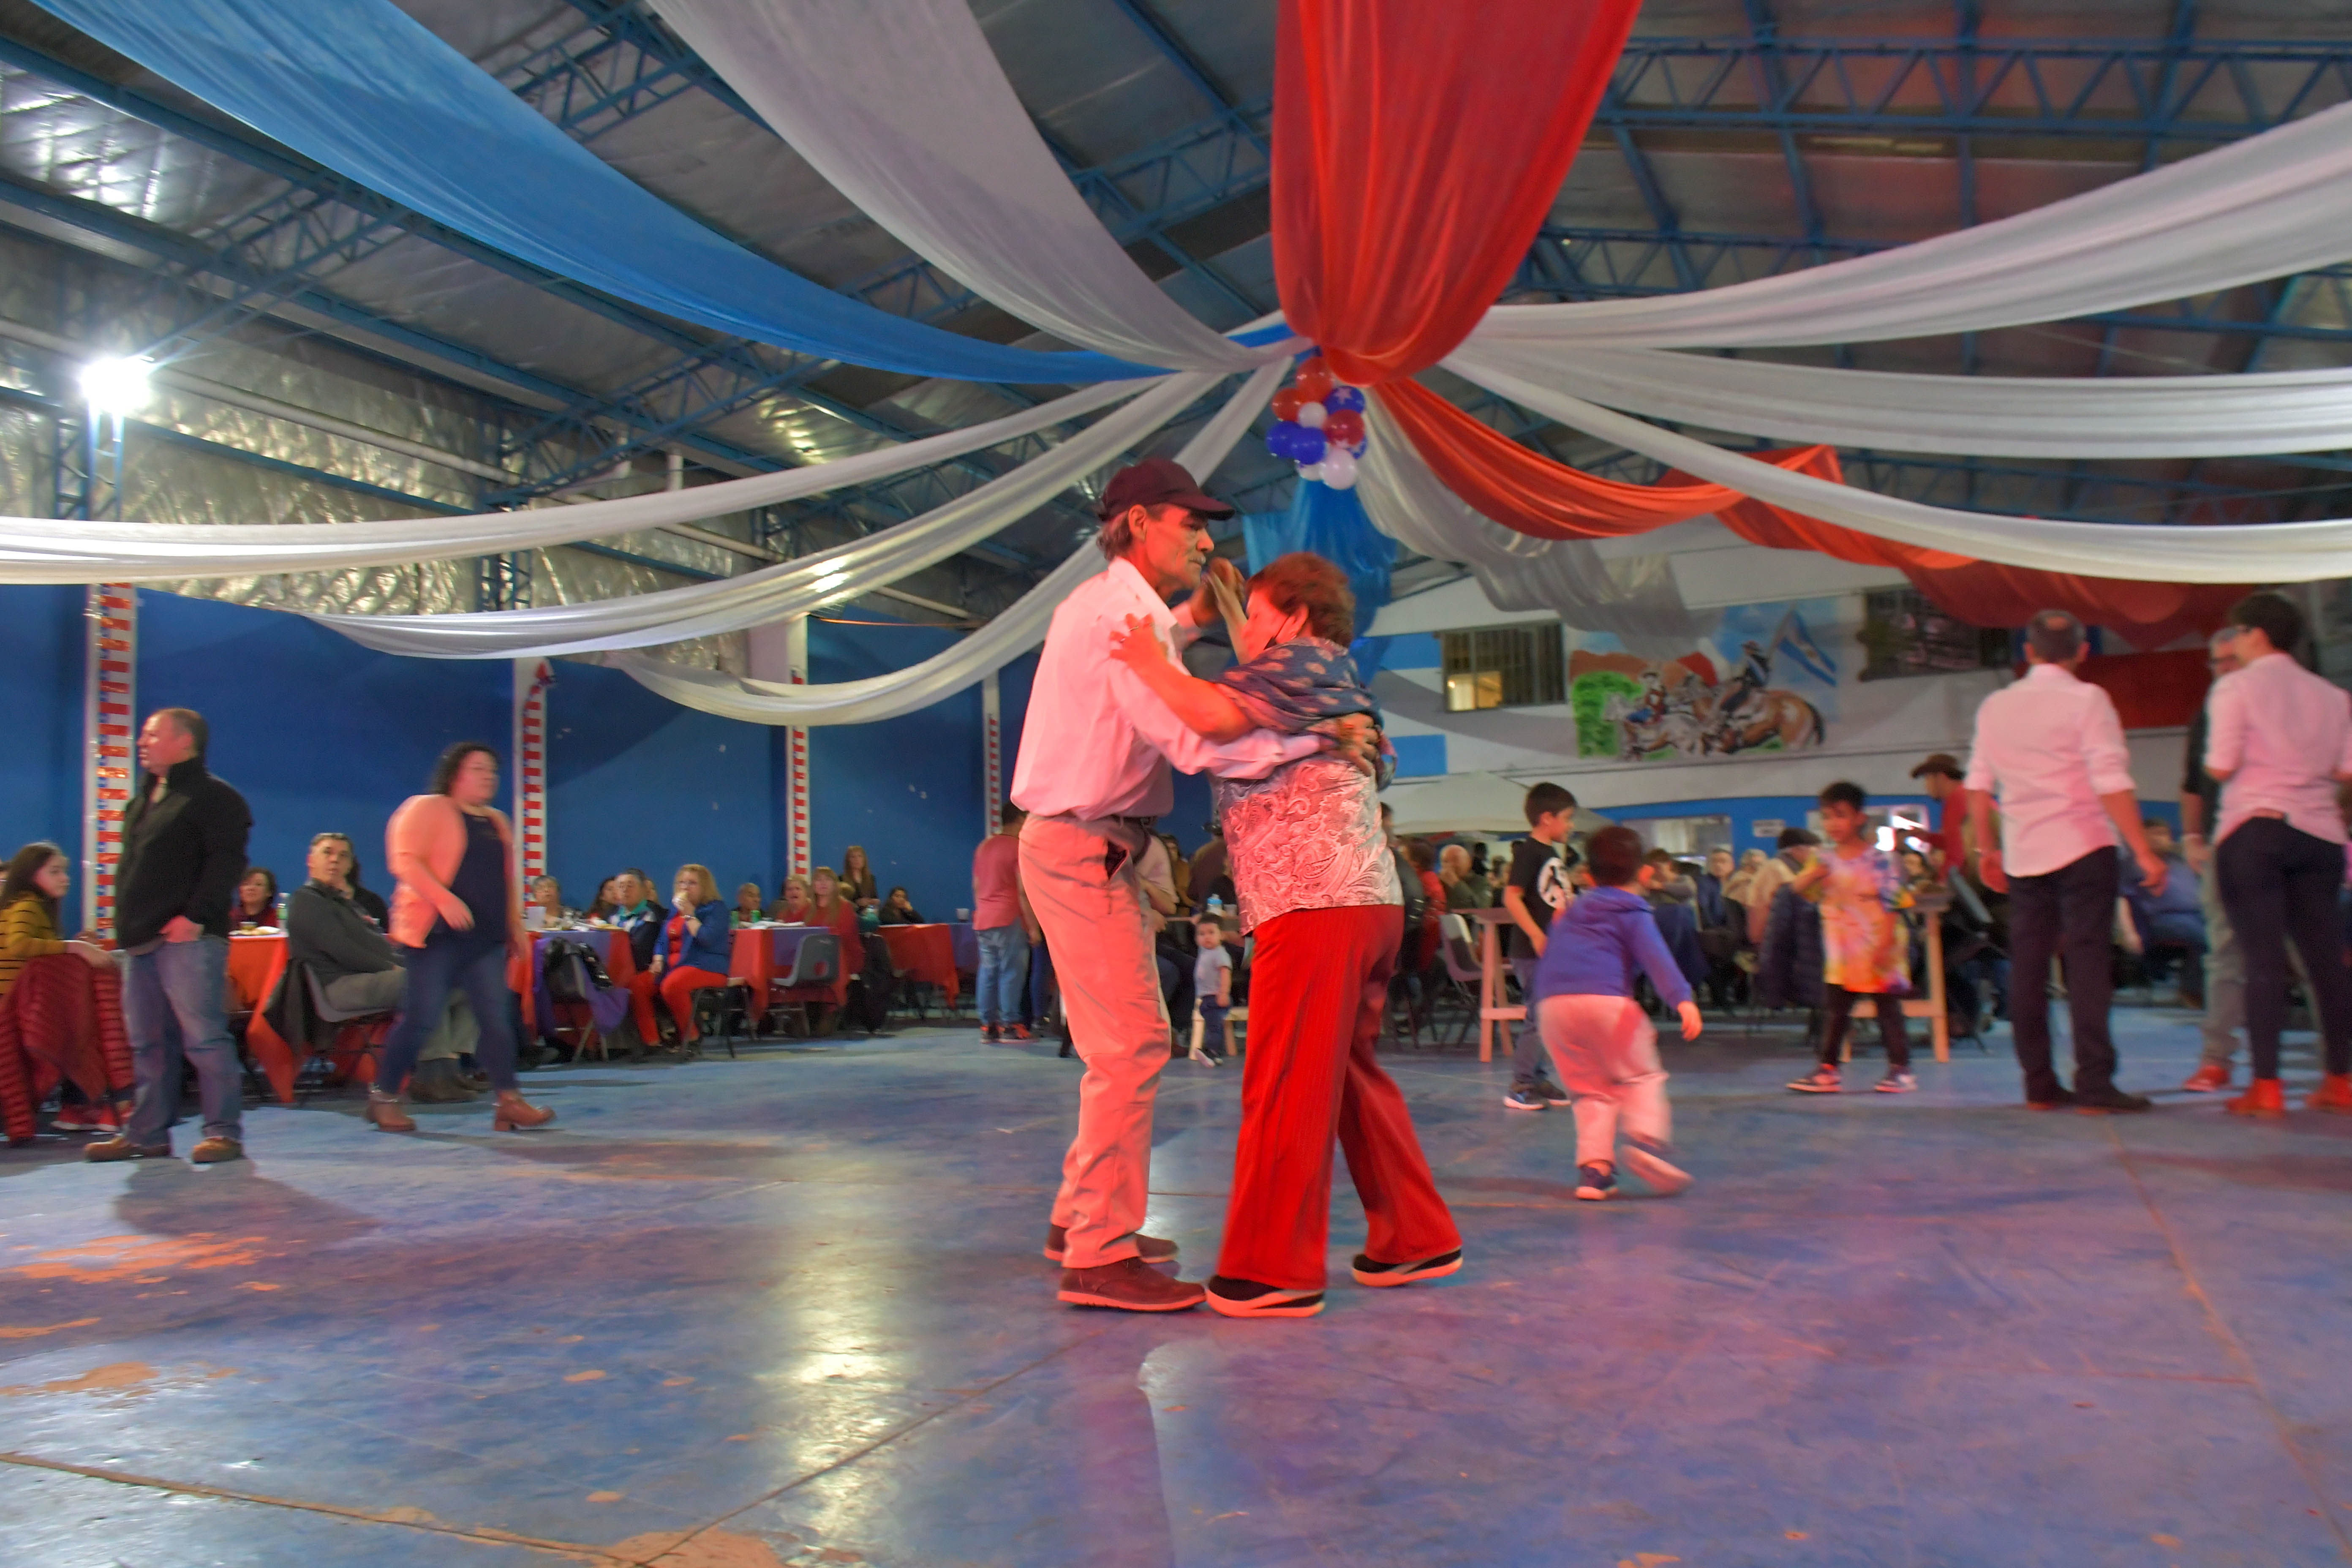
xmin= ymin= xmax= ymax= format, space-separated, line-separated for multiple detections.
xmin=544 ymin=939 xmax=615 ymax=1003
xmin=1393 ymin=848 xmax=1428 ymax=929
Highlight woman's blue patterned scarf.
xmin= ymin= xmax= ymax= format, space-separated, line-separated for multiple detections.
xmin=1216 ymin=637 xmax=1394 ymax=787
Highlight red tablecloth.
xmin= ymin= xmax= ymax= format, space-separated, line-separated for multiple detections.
xmin=512 ymin=926 xmax=635 ymax=1034
xmin=228 ymin=934 xmax=303 ymax=1102
xmin=730 ymin=924 xmax=844 ymax=1004
xmin=877 ymin=923 xmax=959 ymax=1004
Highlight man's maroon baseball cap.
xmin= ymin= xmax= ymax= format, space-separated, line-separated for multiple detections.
xmin=1097 ymin=456 xmax=1234 ymax=522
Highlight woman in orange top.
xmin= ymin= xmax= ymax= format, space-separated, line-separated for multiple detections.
xmin=369 ymin=741 xmax=553 ymax=1134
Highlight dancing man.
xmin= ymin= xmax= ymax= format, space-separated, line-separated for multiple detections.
xmin=1014 ymin=458 xmax=1352 ymax=1313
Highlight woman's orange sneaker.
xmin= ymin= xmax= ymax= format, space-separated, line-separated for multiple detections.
xmin=2305 ymin=1074 xmax=2352 ymax=1114
xmin=2180 ymin=1063 xmax=2231 ymax=1093
xmin=2225 ymin=1079 xmax=2287 ymax=1119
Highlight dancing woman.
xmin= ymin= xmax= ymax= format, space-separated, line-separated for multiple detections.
xmin=366 ymin=742 xmax=553 ymax=1133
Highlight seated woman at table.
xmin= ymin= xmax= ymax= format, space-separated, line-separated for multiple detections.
xmin=840 ymin=845 xmax=880 ymax=912
xmin=584 ymin=876 xmax=621 ymax=922
xmin=527 ymin=875 xmax=570 ymax=926
xmin=733 ymin=881 xmax=765 ymax=927
xmin=877 ymin=886 xmax=923 ymax=925
xmin=234 ymin=867 xmax=280 ymax=929
xmin=626 ymin=863 xmax=735 ymax=1049
xmin=1 ymin=841 xmax=124 ymax=1134
xmin=288 ymin=832 xmax=476 ymax=1102
xmin=768 ymin=873 xmax=814 ymax=925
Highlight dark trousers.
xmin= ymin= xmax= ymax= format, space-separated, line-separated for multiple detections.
xmin=381 ymin=936 xmax=519 ymax=1094
xmin=2007 ymin=846 xmax=2121 ymax=1099
xmin=2216 ymin=817 xmax=2352 ymax=1080
xmin=1818 ymin=984 xmax=1911 ymax=1070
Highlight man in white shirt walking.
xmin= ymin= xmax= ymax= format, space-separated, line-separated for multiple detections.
xmin=1965 ymin=610 xmax=2167 ymax=1112
xmin=2201 ymin=592 xmax=2352 ymax=1118
xmin=1012 ymin=457 xmax=1338 ymax=1313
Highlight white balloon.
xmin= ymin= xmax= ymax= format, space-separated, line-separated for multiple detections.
xmin=1318 ymin=450 xmax=1359 ymax=489
xmin=1296 ymin=461 xmax=1323 ymax=480
xmin=1297 ymin=401 xmax=1328 ymax=428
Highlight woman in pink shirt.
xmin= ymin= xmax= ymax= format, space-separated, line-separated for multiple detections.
xmin=2203 ymin=593 xmax=2352 ymax=1118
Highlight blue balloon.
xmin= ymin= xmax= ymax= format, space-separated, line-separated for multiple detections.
xmin=1264 ymin=422 xmax=1294 ymax=460
xmin=1326 ymin=385 xmax=1366 ymax=412
xmin=1293 ymin=426 xmax=1328 ymax=465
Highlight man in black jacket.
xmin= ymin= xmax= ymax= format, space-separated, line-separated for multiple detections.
xmin=88 ymin=708 xmax=253 ymax=1165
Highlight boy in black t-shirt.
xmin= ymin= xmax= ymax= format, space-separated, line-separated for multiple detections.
xmin=1501 ymin=781 xmax=1578 ymax=1111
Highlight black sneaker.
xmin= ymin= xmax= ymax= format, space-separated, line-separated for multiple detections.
xmin=2073 ymin=1088 xmax=2153 ymax=1114
xmin=1575 ymin=1163 xmax=1617 ymax=1200
xmin=1786 ymin=1065 xmax=1841 ymax=1094
xmin=1502 ymin=1085 xmax=1546 ymax=1111
xmin=1530 ymin=1080 xmax=1569 ymax=1105
xmin=2025 ymin=1086 xmax=2077 ymax=1111
xmin=1204 ymin=1275 xmax=1325 ymax=1318
xmin=981 ymin=1023 xmax=1000 ymax=1044
xmin=1349 ymin=1249 xmax=1464 ymax=1288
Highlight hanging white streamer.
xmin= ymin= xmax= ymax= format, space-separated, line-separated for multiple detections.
xmin=1461 ymin=344 xmax=2352 ymax=459
xmin=1468 ymin=99 xmax=2352 ymax=351
xmin=0 ymin=378 xmax=1151 ymax=584
xmin=1453 ymin=356 xmax=2352 ymax=583
xmin=610 ymin=360 xmax=1288 ymax=723
xmin=317 ymin=373 xmax=1217 ymax=657
xmin=648 ymin=0 xmax=1282 ymax=373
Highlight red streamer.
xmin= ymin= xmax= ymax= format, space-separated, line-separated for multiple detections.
xmin=1271 ymin=0 xmax=1639 ymax=386
xmin=1377 ymin=378 xmax=2244 ymax=651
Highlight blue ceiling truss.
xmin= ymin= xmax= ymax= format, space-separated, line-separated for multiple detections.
xmin=3 ymin=5 xmax=2350 ymax=604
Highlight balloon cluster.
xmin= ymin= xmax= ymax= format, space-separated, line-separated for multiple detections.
xmin=1263 ymin=355 xmax=1367 ymax=490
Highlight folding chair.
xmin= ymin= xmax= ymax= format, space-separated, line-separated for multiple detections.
xmin=300 ymin=968 xmax=394 ymax=1102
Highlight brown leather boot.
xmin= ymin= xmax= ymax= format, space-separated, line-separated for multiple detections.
xmin=2306 ymin=1073 xmax=2352 ymax=1114
xmin=1042 ymin=1225 xmax=1177 ymax=1265
xmin=492 ymin=1091 xmax=555 ymax=1132
xmin=364 ymin=1091 xmax=416 ymax=1133
xmin=1056 ymin=1257 xmax=1204 ymax=1311
xmin=2225 ymin=1078 xmax=2287 ymax=1119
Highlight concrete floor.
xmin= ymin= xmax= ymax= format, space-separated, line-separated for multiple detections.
xmin=3 ymin=1008 xmax=2349 ymax=1568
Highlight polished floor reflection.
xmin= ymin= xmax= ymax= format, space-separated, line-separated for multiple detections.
xmin=4 ymin=1013 xmax=2348 ymax=1566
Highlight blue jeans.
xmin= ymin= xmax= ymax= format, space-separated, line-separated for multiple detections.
xmin=975 ymin=924 xmax=1030 ymax=1025
xmin=380 ymin=936 xmax=519 ymax=1093
xmin=1510 ymin=956 xmax=1558 ymax=1089
xmin=122 ymin=935 xmax=242 ymax=1147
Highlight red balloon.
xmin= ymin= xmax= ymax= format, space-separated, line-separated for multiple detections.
xmin=1293 ymin=357 xmax=1335 ymax=402
xmin=1322 ymin=408 xmax=1365 ymax=447
xmin=1269 ymin=386 xmax=1307 ymax=422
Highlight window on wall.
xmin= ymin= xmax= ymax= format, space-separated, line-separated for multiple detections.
xmin=1442 ymin=624 xmax=1566 ymax=711
xmin=1620 ymin=815 xmax=1734 ymax=858
xmin=1857 ymin=590 xmax=2011 ymax=681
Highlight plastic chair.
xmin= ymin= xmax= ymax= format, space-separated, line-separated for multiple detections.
xmin=300 ymin=967 xmax=394 ymax=1101
xmin=765 ymin=933 xmax=843 ymax=1038
xmin=690 ymin=982 xmax=754 ymax=1058
xmin=1435 ymin=913 xmax=1485 ymax=1047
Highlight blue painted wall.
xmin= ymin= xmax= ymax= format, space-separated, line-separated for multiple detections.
xmin=0 ymin=585 xmax=87 ymax=860
xmin=544 ymin=661 xmax=774 ymax=909
xmin=132 ymin=591 xmax=511 ymax=898
xmin=803 ymin=617 xmax=987 ymax=922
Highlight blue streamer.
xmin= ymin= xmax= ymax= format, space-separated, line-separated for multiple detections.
xmin=33 ymin=0 xmax=1288 ymax=382
xmin=1239 ymin=479 xmax=1396 ymax=683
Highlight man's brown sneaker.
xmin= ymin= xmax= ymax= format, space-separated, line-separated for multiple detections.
xmin=1057 ymin=1257 xmax=1204 ymax=1311
xmin=189 ymin=1137 xmax=244 ymax=1165
xmin=1043 ymin=1225 xmax=1177 ymax=1265
xmin=84 ymin=1136 xmax=170 ymax=1162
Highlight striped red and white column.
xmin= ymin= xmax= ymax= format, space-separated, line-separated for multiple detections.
xmin=981 ymin=668 xmax=1003 ymax=836
xmin=82 ymin=584 xmax=135 ymax=934
xmin=512 ymin=659 xmax=553 ymax=884
xmin=784 ymin=615 xmax=811 ymax=879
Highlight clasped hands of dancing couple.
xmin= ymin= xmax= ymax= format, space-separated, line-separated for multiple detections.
xmin=1011 ymin=457 xmax=1462 ymax=1320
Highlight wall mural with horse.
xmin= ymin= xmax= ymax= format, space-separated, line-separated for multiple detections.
xmin=1570 ymin=599 xmax=1840 ymax=763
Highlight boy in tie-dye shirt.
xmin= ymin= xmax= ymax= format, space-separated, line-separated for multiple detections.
xmin=1785 ymin=781 xmax=1918 ymax=1096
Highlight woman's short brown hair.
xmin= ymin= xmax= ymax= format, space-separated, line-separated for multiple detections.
xmin=1248 ymin=552 xmax=1355 ymax=645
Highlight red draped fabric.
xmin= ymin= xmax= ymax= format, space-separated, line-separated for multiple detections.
xmin=0 ymin=955 xmax=134 ymax=1143
xmin=1378 ymin=378 xmax=2243 ymax=650
xmin=1271 ymin=0 xmax=1639 ymax=385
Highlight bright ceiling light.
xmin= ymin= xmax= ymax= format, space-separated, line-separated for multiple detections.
xmin=78 ymin=356 xmax=154 ymax=416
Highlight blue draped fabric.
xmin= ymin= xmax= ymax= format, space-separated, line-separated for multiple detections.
xmin=33 ymin=0 xmax=1289 ymax=382
xmin=1240 ymin=479 xmax=1397 ymax=681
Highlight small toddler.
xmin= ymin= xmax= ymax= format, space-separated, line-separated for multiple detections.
xmin=1529 ymin=825 xmax=1702 ymax=1200
xmin=1191 ymin=916 xmax=1233 ymax=1065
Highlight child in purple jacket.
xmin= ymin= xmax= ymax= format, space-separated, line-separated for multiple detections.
xmin=1530 ymin=825 xmax=1704 ymax=1200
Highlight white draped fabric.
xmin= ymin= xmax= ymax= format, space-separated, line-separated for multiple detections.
xmin=317 ymin=373 xmax=1217 ymax=657
xmin=611 ymin=361 xmax=1287 ymax=724
xmin=1462 ymin=344 xmax=2352 ymax=459
xmin=1466 ymin=100 xmax=2352 ymax=351
xmin=1355 ymin=400 xmax=1716 ymax=650
xmin=0 ymin=378 xmax=1149 ymax=584
xmin=648 ymin=0 xmax=1281 ymax=374
xmin=1453 ymin=357 xmax=2352 ymax=583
